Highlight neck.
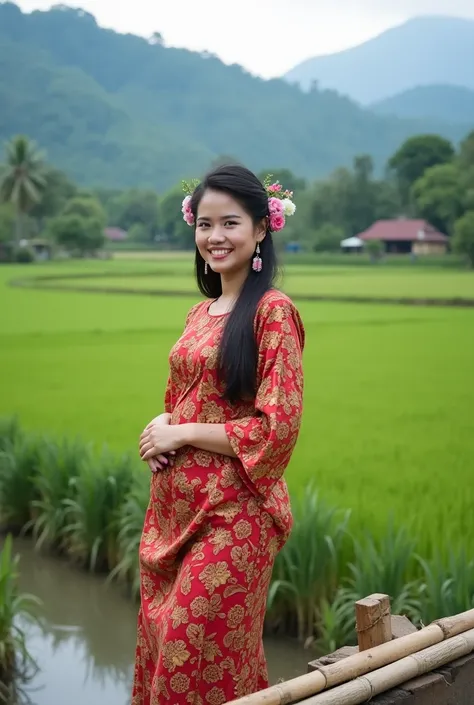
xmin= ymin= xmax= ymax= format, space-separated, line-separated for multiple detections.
xmin=220 ymin=268 xmax=248 ymax=301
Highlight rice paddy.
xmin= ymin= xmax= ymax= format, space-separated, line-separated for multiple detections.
xmin=1 ymin=256 xmax=474 ymax=548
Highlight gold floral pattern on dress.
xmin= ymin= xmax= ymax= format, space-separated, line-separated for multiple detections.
xmin=132 ymin=290 xmax=305 ymax=704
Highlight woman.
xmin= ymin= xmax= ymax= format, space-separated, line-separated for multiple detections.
xmin=132 ymin=165 xmax=305 ymax=705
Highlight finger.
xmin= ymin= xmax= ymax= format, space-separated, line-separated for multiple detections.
xmin=143 ymin=447 xmax=160 ymax=461
xmin=157 ymin=454 xmax=168 ymax=465
xmin=140 ymin=442 xmax=154 ymax=458
xmin=139 ymin=437 xmax=152 ymax=453
xmin=148 ymin=460 xmax=162 ymax=473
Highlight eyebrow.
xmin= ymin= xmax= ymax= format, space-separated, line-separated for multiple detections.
xmin=197 ymin=214 xmax=242 ymax=221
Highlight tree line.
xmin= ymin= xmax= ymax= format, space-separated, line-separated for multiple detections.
xmin=1 ymin=130 xmax=474 ymax=264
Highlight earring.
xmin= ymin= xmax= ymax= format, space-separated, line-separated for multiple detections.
xmin=204 ymin=262 xmax=208 ymax=275
xmin=252 ymin=243 xmax=262 ymax=272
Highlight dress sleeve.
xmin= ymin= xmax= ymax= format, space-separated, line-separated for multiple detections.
xmin=224 ymin=295 xmax=305 ymax=497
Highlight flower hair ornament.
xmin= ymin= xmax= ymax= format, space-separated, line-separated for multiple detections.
xmin=181 ymin=175 xmax=296 ymax=232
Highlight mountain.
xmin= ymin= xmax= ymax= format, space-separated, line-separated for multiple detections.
xmin=371 ymin=85 xmax=474 ymax=125
xmin=0 ymin=4 xmax=468 ymax=190
xmin=285 ymin=16 xmax=474 ymax=106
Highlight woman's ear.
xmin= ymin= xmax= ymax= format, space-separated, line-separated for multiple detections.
xmin=256 ymin=218 xmax=267 ymax=242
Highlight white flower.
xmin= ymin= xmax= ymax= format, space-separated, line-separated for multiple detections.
xmin=281 ymin=198 xmax=296 ymax=216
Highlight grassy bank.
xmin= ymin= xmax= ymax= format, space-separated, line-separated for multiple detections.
xmin=1 ymin=417 xmax=474 ymax=653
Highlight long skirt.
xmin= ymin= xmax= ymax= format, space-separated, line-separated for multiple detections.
xmin=131 ymin=509 xmax=279 ymax=705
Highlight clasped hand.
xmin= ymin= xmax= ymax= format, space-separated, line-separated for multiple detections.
xmin=139 ymin=413 xmax=184 ymax=473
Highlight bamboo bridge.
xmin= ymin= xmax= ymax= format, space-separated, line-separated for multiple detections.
xmin=228 ymin=594 xmax=474 ymax=705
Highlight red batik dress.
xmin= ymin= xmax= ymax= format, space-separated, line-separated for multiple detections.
xmin=132 ymin=289 xmax=305 ymax=705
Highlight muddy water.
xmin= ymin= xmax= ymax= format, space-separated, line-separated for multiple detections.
xmin=12 ymin=540 xmax=310 ymax=705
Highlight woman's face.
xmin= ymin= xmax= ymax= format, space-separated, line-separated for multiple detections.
xmin=195 ymin=189 xmax=264 ymax=276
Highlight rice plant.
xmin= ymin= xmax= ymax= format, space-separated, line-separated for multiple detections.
xmin=417 ymin=549 xmax=474 ymax=623
xmin=0 ymin=435 xmax=44 ymax=533
xmin=62 ymin=447 xmax=135 ymax=571
xmin=108 ymin=472 xmax=150 ymax=599
xmin=338 ymin=522 xmax=422 ymax=625
xmin=267 ymin=485 xmax=351 ymax=643
xmin=27 ymin=437 xmax=91 ymax=553
xmin=0 ymin=535 xmax=41 ymax=705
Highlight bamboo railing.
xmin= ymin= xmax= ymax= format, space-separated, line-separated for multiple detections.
xmin=228 ymin=594 xmax=474 ymax=705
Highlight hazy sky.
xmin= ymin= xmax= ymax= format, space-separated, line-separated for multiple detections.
xmin=15 ymin=0 xmax=474 ymax=76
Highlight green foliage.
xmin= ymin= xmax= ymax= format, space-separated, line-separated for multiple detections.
xmin=1 ymin=417 xmax=474 ymax=652
xmin=0 ymin=203 xmax=14 ymax=244
xmin=160 ymin=186 xmax=194 ymax=249
xmin=47 ymin=196 xmax=106 ymax=255
xmin=0 ymin=534 xmax=41 ymax=703
xmin=105 ymin=189 xmax=160 ymax=240
xmin=412 ymin=163 xmax=464 ymax=234
xmin=312 ymin=223 xmax=345 ymax=252
xmin=452 ymin=210 xmax=474 ymax=267
xmin=366 ymin=238 xmax=384 ymax=261
xmin=389 ymin=134 xmax=455 ymax=207
xmin=30 ymin=167 xmax=77 ymax=223
xmin=0 ymin=134 xmax=47 ymax=246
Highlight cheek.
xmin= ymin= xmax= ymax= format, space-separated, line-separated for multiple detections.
xmin=195 ymin=229 xmax=208 ymax=251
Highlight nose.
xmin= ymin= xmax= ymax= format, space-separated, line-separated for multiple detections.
xmin=207 ymin=227 xmax=227 ymax=243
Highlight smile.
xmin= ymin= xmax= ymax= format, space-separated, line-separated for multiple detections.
xmin=208 ymin=249 xmax=233 ymax=258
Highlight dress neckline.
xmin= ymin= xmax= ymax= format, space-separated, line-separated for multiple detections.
xmin=206 ymin=299 xmax=232 ymax=318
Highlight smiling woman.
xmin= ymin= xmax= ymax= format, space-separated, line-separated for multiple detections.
xmin=132 ymin=165 xmax=304 ymax=705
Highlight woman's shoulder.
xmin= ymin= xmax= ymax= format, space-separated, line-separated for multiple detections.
xmin=184 ymin=299 xmax=208 ymax=327
xmin=256 ymin=289 xmax=299 ymax=318
xmin=255 ymin=289 xmax=305 ymax=346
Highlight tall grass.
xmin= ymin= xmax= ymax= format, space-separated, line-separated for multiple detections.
xmin=1 ymin=417 xmax=473 ymax=654
xmin=0 ymin=535 xmax=41 ymax=704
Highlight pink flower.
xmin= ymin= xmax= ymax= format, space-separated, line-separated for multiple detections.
xmin=268 ymin=197 xmax=284 ymax=215
xmin=270 ymin=213 xmax=285 ymax=231
xmin=269 ymin=183 xmax=282 ymax=192
xmin=181 ymin=195 xmax=195 ymax=226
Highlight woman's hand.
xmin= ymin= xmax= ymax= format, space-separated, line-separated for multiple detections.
xmin=140 ymin=414 xmax=185 ymax=465
xmin=140 ymin=413 xmax=177 ymax=473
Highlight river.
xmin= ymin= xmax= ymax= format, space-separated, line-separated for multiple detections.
xmin=10 ymin=539 xmax=311 ymax=705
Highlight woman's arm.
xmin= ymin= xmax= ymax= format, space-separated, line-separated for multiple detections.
xmin=139 ymin=421 xmax=237 ymax=460
xmin=180 ymin=423 xmax=237 ymax=457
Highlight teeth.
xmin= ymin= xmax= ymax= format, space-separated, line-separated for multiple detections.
xmin=210 ymin=249 xmax=232 ymax=255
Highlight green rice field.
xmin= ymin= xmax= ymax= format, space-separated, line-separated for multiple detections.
xmin=1 ymin=256 xmax=474 ymax=548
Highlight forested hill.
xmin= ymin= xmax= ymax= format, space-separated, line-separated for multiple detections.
xmin=0 ymin=2 xmax=468 ymax=190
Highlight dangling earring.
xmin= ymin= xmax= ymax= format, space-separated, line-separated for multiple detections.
xmin=252 ymin=243 xmax=262 ymax=272
xmin=204 ymin=262 xmax=208 ymax=275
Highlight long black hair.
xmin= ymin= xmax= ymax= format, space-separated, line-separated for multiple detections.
xmin=190 ymin=164 xmax=278 ymax=403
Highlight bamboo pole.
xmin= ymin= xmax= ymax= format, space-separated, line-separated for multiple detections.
xmin=302 ymin=627 xmax=474 ymax=704
xmin=227 ymin=608 xmax=474 ymax=705
xmin=355 ymin=593 xmax=391 ymax=651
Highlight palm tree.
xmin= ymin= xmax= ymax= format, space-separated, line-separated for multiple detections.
xmin=0 ymin=135 xmax=47 ymax=248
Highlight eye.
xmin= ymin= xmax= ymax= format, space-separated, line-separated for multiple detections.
xmin=197 ymin=222 xmax=210 ymax=229
xmin=224 ymin=220 xmax=238 ymax=227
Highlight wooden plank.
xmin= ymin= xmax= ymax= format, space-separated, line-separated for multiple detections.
xmin=355 ymin=593 xmax=392 ymax=651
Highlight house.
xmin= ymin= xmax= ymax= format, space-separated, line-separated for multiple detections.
xmin=104 ymin=227 xmax=128 ymax=242
xmin=357 ymin=219 xmax=448 ymax=255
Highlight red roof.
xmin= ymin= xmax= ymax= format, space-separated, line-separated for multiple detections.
xmin=104 ymin=227 xmax=127 ymax=241
xmin=358 ymin=219 xmax=448 ymax=243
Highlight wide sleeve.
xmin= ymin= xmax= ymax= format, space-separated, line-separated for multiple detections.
xmin=224 ymin=296 xmax=305 ymax=497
